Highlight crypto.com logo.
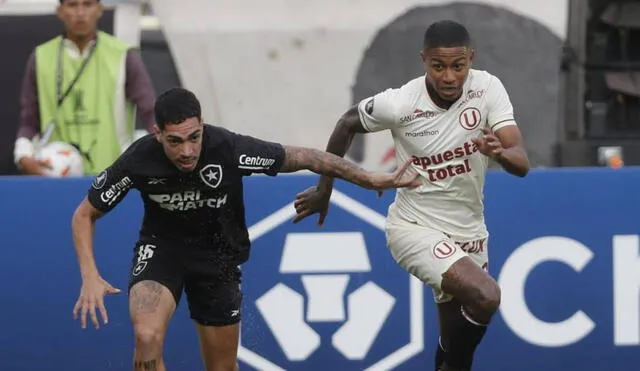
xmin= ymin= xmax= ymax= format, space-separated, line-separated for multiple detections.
xmin=238 ymin=190 xmax=424 ymax=371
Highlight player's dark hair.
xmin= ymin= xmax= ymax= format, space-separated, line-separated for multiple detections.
xmin=423 ymin=20 xmax=471 ymax=50
xmin=154 ymin=87 xmax=202 ymax=130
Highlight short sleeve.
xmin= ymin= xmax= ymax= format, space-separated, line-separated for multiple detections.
xmin=232 ymin=133 xmax=286 ymax=176
xmin=357 ymin=88 xmax=399 ymax=132
xmin=87 ymin=156 xmax=135 ymax=213
xmin=486 ymin=76 xmax=517 ymax=132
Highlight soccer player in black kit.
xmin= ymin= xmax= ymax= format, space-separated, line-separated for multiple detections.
xmin=70 ymin=87 xmax=420 ymax=371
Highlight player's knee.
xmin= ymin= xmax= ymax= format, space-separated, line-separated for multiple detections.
xmin=469 ymin=279 xmax=501 ymax=323
xmin=481 ymin=281 xmax=501 ymax=316
xmin=133 ymin=323 xmax=164 ymax=350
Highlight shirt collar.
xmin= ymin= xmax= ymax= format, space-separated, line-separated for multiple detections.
xmin=62 ymin=35 xmax=97 ymax=59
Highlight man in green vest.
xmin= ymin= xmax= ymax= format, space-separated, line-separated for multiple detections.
xmin=14 ymin=0 xmax=157 ymax=176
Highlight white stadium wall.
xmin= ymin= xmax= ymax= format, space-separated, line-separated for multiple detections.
xmin=153 ymin=0 xmax=567 ymax=169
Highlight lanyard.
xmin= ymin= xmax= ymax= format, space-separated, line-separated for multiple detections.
xmin=55 ymin=36 xmax=99 ymax=169
xmin=56 ymin=36 xmax=98 ymax=107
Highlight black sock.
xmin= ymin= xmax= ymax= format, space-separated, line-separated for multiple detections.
xmin=444 ymin=307 xmax=488 ymax=370
xmin=435 ymin=337 xmax=446 ymax=371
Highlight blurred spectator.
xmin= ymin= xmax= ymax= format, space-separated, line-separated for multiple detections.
xmin=13 ymin=0 xmax=156 ymax=176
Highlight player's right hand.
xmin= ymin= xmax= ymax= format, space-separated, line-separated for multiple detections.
xmin=293 ymin=186 xmax=332 ymax=226
xmin=72 ymin=276 xmax=121 ymax=329
xmin=365 ymin=158 xmax=421 ymax=191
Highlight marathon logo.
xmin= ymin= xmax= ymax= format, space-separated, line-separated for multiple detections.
xmin=411 ymin=141 xmax=478 ymax=182
xmin=100 ymin=177 xmax=132 ymax=206
xmin=148 ymin=191 xmax=227 ymax=211
xmin=405 ymin=129 xmax=439 ymax=137
xmin=238 ymin=154 xmax=276 ymax=170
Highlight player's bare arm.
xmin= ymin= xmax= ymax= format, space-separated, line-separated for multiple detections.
xmin=292 ymin=106 xmax=372 ymax=224
xmin=71 ymin=197 xmax=121 ymax=329
xmin=493 ymin=126 xmax=529 ymax=176
xmin=317 ymin=106 xmax=369 ymax=190
xmin=280 ymin=145 xmax=419 ymax=191
xmin=472 ymin=126 xmax=530 ymax=177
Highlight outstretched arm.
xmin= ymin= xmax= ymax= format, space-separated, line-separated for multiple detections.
xmin=280 ymin=145 xmax=419 ymax=191
xmin=316 ymin=106 xmax=369 ymax=191
xmin=71 ymin=197 xmax=121 ymax=329
xmin=72 ymin=197 xmax=105 ymax=281
xmin=72 ymin=161 xmax=132 ymax=329
xmin=291 ymin=91 xmax=397 ymax=224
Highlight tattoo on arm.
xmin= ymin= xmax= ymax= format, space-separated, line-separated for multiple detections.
xmin=134 ymin=360 xmax=158 ymax=371
xmin=130 ymin=281 xmax=163 ymax=314
xmin=280 ymin=146 xmax=373 ymax=187
xmin=280 ymin=146 xmax=359 ymax=174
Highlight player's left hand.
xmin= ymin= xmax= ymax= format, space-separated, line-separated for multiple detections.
xmin=471 ymin=127 xmax=504 ymax=159
xmin=72 ymin=276 xmax=121 ymax=330
xmin=367 ymin=158 xmax=422 ymax=190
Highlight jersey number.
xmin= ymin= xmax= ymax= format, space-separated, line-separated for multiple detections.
xmin=136 ymin=244 xmax=156 ymax=263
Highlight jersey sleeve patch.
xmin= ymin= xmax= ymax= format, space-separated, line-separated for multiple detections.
xmin=232 ymin=133 xmax=286 ymax=176
xmin=87 ymin=160 xmax=134 ymax=213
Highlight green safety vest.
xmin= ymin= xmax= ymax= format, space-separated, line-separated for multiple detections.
xmin=35 ymin=31 xmax=136 ymax=175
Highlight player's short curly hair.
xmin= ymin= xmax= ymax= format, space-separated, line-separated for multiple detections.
xmin=154 ymin=87 xmax=202 ymax=130
xmin=423 ymin=20 xmax=471 ymax=50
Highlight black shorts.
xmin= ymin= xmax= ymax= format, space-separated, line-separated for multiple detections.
xmin=128 ymin=238 xmax=243 ymax=326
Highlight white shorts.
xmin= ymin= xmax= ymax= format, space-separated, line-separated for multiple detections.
xmin=385 ymin=218 xmax=488 ymax=303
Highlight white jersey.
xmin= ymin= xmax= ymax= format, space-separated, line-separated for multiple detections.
xmin=357 ymin=69 xmax=516 ymax=240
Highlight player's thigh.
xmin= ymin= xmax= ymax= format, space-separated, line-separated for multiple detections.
xmin=185 ymin=267 xmax=242 ymax=369
xmin=386 ymin=222 xmax=468 ymax=293
xmin=129 ymin=281 xmax=177 ymax=342
xmin=440 ymin=247 xmax=499 ymax=321
xmin=128 ymin=239 xmax=184 ymax=342
xmin=434 ymin=238 xmax=497 ymax=303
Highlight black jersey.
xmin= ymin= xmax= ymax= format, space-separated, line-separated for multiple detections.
xmin=87 ymin=124 xmax=286 ymax=263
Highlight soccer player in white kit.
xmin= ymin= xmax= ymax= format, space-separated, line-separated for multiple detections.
xmin=293 ymin=21 xmax=530 ymax=371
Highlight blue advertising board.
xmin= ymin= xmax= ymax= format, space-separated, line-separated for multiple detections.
xmin=0 ymin=168 xmax=639 ymax=370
